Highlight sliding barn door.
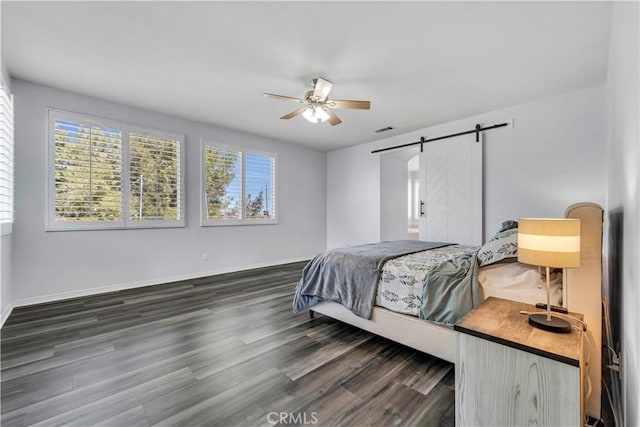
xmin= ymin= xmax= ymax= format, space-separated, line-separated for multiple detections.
xmin=418 ymin=133 xmax=483 ymax=245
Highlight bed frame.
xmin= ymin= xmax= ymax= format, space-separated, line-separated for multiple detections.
xmin=310 ymin=299 xmax=456 ymax=362
xmin=309 ymin=202 xmax=603 ymax=418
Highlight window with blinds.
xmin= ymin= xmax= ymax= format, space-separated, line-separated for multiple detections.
xmin=53 ymin=118 xmax=123 ymax=223
xmin=129 ymin=132 xmax=182 ymax=222
xmin=202 ymin=141 xmax=277 ymax=225
xmin=244 ymin=152 xmax=276 ymax=220
xmin=203 ymin=145 xmax=242 ymax=220
xmin=47 ymin=110 xmax=185 ymax=230
xmin=0 ymin=83 xmax=13 ymax=234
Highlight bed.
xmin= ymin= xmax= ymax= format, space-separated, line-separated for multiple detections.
xmin=294 ymin=203 xmax=603 ymax=418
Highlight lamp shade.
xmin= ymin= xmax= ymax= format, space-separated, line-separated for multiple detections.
xmin=518 ymin=218 xmax=581 ymax=268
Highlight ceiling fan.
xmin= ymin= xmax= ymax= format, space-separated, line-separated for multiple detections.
xmin=262 ymin=77 xmax=371 ymax=126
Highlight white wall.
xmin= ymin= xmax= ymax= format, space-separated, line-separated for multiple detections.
xmin=1 ymin=62 xmax=13 ymax=323
xmin=327 ymin=144 xmax=380 ymax=248
xmin=327 ymin=85 xmax=606 ymax=249
xmin=604 ymin=2 xmax=639 ymax=425
xmin=380 ymin=151 xmax=412 ymax=241
xmin=12 ymin=79 xmax=327 ymax=303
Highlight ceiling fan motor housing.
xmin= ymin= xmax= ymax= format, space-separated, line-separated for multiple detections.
xmin=304 ymin=90 xmax=316 ymax=102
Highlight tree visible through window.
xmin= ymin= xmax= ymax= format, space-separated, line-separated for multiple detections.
xmin=245 ymin=152 xmax=274 ymax=219
xmin=204 ymin=146 xmax=241 ymax=219
xmin=202 ymin=142 xmax=276 ymax=225
xmin=53 ymin=119 xmax=123 ymax=222
xmin=129 ymin=133 xmax=181 ymax=221
xmin=48 ymin=110 xmax=184 ymax=230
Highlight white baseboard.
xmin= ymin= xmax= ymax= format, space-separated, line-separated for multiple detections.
xmin=1 ymin=302 xmax=14 ymax=328
xmin=6 ymin=256 xmax=310 ymax=314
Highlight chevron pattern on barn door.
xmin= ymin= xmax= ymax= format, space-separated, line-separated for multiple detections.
xmin=420 ymin=133 xmax=483 ymax=246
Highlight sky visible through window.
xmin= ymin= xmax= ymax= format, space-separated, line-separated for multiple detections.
xmin=56 ymin=119 xmax=121 ymax=142
xmin=225 ymin=153 xmax=273 ymax=209
xmin=245 ymin=152 xmax=272 ymax=210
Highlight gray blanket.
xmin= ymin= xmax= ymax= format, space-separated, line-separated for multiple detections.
xmin=419 ymin=250 xmax=481 ymax=325
xmin=293 ymin=240 xmax=450 ymax=319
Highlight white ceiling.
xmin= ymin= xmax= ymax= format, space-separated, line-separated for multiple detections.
xmin=2 ymin=1 xmax=612 ymax=152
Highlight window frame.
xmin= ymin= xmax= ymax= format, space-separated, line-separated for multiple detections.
xmin=125 ymin=124 xmax=185 ymax=229
xmin=0 ymin=81 xmax=14 ymax=236
xmin=200 ymin=139 xmax=277 ymax=227
xmin=46 ymin=109 xmax=185 ymax=231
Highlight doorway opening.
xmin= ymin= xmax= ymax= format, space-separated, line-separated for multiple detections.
xmin=408 ymin=154 xmax=420 ymax=240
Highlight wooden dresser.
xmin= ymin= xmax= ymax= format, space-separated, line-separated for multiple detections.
xmin=454 ymin=297 xmax=585 ymax=426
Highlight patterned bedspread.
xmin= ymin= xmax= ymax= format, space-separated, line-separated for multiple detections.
xmin=293 ymin=240 xmax=450 ymax=319
xmin=376 ymin=244 xmax=480 ymax=318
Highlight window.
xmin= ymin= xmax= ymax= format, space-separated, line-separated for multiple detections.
xmin=47 ymin=110 xmax=184 ymax=230
xmin=129 ymin=130 xmax=182 ymax=223
xmin=0 ymin=82 xmax=14 ymax=235
xmin=201 ymin=140 xmax=276 ymax=226
xmin=51 ymin=115 xmax=123 ymax=226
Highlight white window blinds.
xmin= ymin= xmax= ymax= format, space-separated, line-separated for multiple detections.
xmin=202 ymin=141 xmax=277 ymax=225
xmin=0 ymin=84 xmax=13 ymax=231
xmin=48 ymin=109 xmax=185 ymax=230
xmin=244 ymin=152 xmax=276 ymax=220
xmin=129 ymin=132 xmax=182 ymax=222
xmin=204 ymin=145 xmax=242 ymax=220
xmin=53 ymin=118 xmax=123 ymax=223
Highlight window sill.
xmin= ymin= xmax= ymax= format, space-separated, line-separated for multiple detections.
xmin=201 ymin=218 xmax=278 ymax=227
xmin=0 ymin=222 xmax=12 ymax=236
xmin=46 ymin=220 xmax=186 ymax=232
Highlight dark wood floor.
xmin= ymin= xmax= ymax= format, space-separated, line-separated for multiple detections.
xmin=1 ymin=261 xmax=455 ymax=426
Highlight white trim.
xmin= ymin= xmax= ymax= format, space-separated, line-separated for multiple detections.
xmin=8 ymin=257 xmax=310 ymax=310
xmin=125 ymin=125 xmax=186 ymax=227
xmin=200 ymin=138 xmax=278 ymax=227
xmin=0 ymin=222 xmax=12 ymax=236
xmin=1 ymin=302 xmax=14 ymax=328
xmin=44 ymin=223 xmax=186 ymax=232
xmin=46 ymin=109 xmax=125 ymax=231
xmin=46 ymin=108 xmax=186 ymax=231
xmin=202 ymin=217 xmax=278 ymax=227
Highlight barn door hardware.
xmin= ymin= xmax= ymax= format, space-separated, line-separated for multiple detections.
xmin=371 ymin=121 xmax=510 ymax=154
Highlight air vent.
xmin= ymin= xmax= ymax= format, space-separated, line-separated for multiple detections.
xmin=374 ymin=126 xmax=394 ymax=133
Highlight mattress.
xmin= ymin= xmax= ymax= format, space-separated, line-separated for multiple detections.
xmin=375 ymin=246 xmax=562 ymax=317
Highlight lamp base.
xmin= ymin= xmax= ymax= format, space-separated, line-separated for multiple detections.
xmin=528 ymin=313 xmax=572 ymax=333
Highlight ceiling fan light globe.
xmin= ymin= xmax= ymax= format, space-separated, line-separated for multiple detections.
xmin=302 ymin=108 xmax=318 ymax=123
xmin=315 ymin=107 xmax=330 ymax=122
xmin=302 ymin=106 xmax=330 ymax=124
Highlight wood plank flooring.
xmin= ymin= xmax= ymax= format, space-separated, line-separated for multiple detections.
xmin=1 ymin=262 xmax=455 ymax=426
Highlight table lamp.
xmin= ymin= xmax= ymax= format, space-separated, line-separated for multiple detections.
xmin=518 ymin=218 xmax=581 ymax=333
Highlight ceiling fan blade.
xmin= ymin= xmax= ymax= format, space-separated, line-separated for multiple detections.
xmin=263 ymin=93 xmax=306 ymax=103
xmin=328 ymin=99 xmax=371 ymax=110
xmin=325 ymin=108 xmax=342 ymax=126
xmin=313 ymin=77 xmax=333 ymax=102
xmin=280 ymin=107 xmax=307 ymax=120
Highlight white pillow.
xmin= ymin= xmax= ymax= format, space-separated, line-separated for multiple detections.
xmin=478 ymin=262 xmax=562 ymax=306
